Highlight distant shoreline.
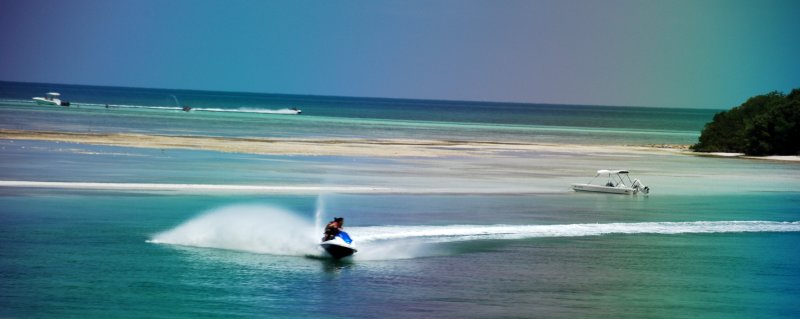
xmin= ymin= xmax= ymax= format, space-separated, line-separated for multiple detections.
xmin=1 ymin=129 xmax=797 ymax=162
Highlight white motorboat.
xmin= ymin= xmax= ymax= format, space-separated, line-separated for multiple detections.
xmin=572 ymin=170 xmax=650 ymax=195
xmin=32 ymin=92 xmax=70 ymax=106
xmin=320 ymin=231 xmax=357 ymax=259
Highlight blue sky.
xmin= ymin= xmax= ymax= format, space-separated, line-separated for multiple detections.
xmin=2 ymin=0 xmax=798 ymax=108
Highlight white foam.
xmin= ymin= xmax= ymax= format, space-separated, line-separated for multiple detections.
xmin=149 ymin=204 xmax=321 ymax=256
xmin=148 ymin=203 xmax=800 ymax=261
xmin=87 ymin=103 xmax=300 ymax=114
xmin=194 ymin=107 xmax=301 ymax=114
xmin=350 ymin=221 xmax=800 ymax=243
xmin=148 ymin=203 xmax=434 ymax=260
xmin=29 ymin=101 xmax=300 ymax=114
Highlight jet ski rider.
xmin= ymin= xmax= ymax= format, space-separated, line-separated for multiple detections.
xmin=322 ymin=217 xmax=344 ymax=241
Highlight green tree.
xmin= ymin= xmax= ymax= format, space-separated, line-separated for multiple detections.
xmin=693 ymin=89 xmax=799 ymax=156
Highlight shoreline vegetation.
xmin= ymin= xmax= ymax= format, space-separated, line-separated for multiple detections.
xmin=692 ymin=88 xmax=799 ymax=156
xmin=1 ymin=129 xmax=797 ymax=162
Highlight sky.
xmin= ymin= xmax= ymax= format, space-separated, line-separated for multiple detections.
xmin=1 ymin=0 xmax=799 ymax=109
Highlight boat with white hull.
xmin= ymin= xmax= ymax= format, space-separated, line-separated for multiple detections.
xmin=32 ymin=92 xmax=70 ymax=106
xmin=572 ymin=170 xmax=650 ymax=195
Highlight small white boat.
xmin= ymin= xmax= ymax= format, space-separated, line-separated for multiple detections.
xmin=572 ymin=170 xmax=650 ymax=195
xmin=32 ymin=92 xmax=70 ymax=106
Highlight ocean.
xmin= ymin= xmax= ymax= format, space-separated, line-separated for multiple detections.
xmin=0 ymin=81 xmax=710 ymax=145
xmin=1 ymin=81 xmax=799 ymax=318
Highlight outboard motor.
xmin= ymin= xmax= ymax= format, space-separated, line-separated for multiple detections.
xmin=632 ymin=179 xmax=649 ymax=194
xmin=60 ymin=101 xmax=70 ymax=106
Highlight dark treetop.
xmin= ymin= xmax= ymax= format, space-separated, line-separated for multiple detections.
xmin=692 ymin=88 xmax=800 ymax=156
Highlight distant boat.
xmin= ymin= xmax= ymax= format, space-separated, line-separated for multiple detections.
xmin=572 ymin=170 xmax=650 ymax=195
xmin=32 ymin=92 xmax=70 ymax=106
xmin=289 ymin=107 xmax=302 ymax=114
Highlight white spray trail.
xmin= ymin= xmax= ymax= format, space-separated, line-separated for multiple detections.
xmin=149 ymin=204 xmax=320 ymax=256
xmin=349 ymin=221 xmax=800 ymax=243
xmin=314 ymin=194 xmax=325 ymax=237
xmin=169 ymin=94 xmax=180 ymax=107
xmin=148 ymin=204 xmax=800 ymax=260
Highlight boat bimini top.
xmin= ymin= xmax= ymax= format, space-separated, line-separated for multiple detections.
xmin=596 ymin=170 xmax=628 ymax=175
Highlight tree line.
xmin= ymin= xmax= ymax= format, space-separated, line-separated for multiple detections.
xmin=692 ymin=88 xmax=799 ymax=156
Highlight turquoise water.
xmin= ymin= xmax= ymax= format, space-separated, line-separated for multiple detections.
xmin=1 ymin=82 xmax=799 ymax=318
xmin=3 ymin=190 xmax=799 ymax=318
xmin=0 ymin=81 xmax=713 ymax=145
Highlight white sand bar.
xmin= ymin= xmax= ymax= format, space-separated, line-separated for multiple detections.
xmin=2 ymin=129 xmax=797 ymax=161
xmin=0 ymin=129 xmax=664 ymax=158
xmin=0 ymin=181 xmax=563 ymax=195
xmin=0 ymin=180 xmax=391 ymax=194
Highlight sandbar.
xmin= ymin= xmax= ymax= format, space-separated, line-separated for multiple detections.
xmin=2 ymin=129 xmax=797 ymax=162
xmin=0 ymin=129 xmax=668 ymax=158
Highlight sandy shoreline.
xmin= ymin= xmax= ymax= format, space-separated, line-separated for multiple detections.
xmin=0 ymin=129 xmax=667 ymax=158
xmin=1 ymin=129 xmax=797 ymax=161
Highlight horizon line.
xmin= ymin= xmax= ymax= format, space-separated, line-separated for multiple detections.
xmin=0 ymin=79 xmax=727 ymax=110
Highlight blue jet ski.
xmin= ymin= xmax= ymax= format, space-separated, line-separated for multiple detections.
xmin=320 ymin=231 xmax=358 ymax=259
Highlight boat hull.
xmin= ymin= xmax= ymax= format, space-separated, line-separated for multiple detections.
xmin=572 ymin=183 xmax=636 ymax=195
xmin=33 ymin=97 xmax=60 ymax=106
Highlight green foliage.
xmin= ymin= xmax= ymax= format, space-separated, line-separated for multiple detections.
xmin=692 ymin=89 xmax=800 ymax=155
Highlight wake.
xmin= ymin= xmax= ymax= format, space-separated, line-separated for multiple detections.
xmin=148 ymin=204 xmax=321 ymax=256
xmin=3 ymin=99 xmax=300 ymax=114
xmin=148 ymin=204 xmax=800 ymax=260
xmin=83 ymin=102 xmax=300 ymax=114
xmin=350 ymin=221 xmax=800 ymax=243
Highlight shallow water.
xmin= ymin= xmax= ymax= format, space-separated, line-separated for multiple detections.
xmin=1 ymin=82 xmax=799 ymax=318
xmin=2 ymin=189 xmax=799 ymax=318
xmin=1 ymin=81 xmax=715 ymax=145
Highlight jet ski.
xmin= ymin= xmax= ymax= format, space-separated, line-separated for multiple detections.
xmin=320 ymin=231 xmax=357 ymax=259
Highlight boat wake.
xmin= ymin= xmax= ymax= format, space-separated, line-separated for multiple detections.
xmin=148 ymin=204 xmax=800 ymax=261
xmin=350 ymin=221 xmax=800 ymax=243
xmin=1 ymin=99 xmax=300 ymax=115
xmin=98 ymin=103 xmax=301 ymax=114
xmin=191 ymin=107 xmax=301 ymax=114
